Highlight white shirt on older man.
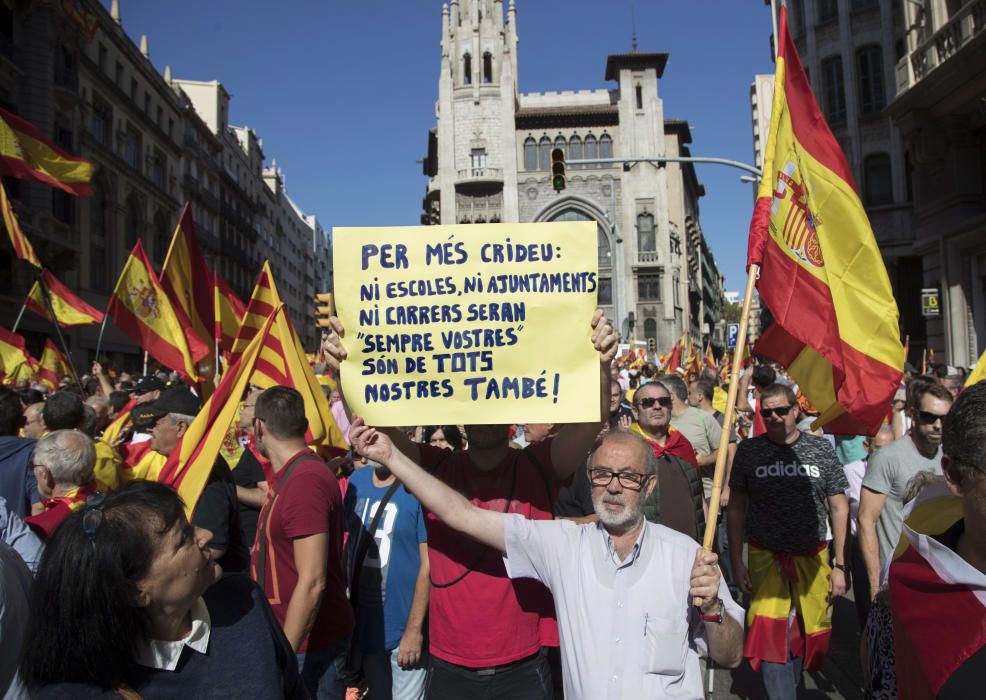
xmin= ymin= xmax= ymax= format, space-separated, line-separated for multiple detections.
xmin=503 ymin=515 xmax=743 ymax=700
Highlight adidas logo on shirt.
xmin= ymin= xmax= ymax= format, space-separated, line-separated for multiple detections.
xmin=754 ymin=461 xmax=820 ymax=478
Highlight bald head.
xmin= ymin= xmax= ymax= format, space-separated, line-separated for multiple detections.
xmin=591 ymin=431 xmax=658 ymax=477
xmin=868 ymin=426 xmax=895 ymax=454
xmin=23 ymin=402 xmax=45 ymax=440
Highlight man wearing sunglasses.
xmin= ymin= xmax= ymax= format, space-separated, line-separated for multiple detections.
xmin=727 ymin=383 xmax=850 ymax=699
xmin=349 ymin=422 xmax=744 ymax=699
xmin=858 ymin=380 xmax=953 ymax=604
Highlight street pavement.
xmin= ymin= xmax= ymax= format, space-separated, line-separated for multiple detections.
xmin=710 ymin=593 xmax=865 ymax=699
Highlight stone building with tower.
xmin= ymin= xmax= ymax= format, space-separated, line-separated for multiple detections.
xmin=420 ymin=0 xmax=726 ymax=352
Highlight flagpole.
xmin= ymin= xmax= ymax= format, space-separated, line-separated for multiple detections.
xmin=700 ymin=264 xmax=759 ymax=559
xmin=10 ymin=301 xmax=27 ymax=334
xmin=36 ymin=273 xmax=85 ymax=394
xmin=143 ymin=350 xmax=148 ymax=376
xmin=94 ymin=311 xmax=109 ymax=362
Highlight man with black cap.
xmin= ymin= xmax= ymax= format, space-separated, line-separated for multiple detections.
xmin=145 ymin=386 xmax=249 ymax=572
xmin=126 ymin=375 xmax=168 ymax=444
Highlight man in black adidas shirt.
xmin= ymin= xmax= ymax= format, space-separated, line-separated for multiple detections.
xmin=727 ymin=382 xmax=850 ymax=699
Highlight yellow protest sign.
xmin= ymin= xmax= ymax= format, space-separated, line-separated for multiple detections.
xmin=333 ymin=223 xmax=599 ymax=426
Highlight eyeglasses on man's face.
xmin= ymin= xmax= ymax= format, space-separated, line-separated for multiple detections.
xmin=588 ymin=467 xmax=651 ymax=491
xmin=636 ymin=396 xmax=672 ymax=410
xmin=760 ymin=405 xmax=793 ymax=419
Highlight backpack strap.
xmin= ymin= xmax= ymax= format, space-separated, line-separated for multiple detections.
xmin=254 ymin=454 xmax=313 ymax=595
xmin=349 ymin=479 xmax=401 ymax=608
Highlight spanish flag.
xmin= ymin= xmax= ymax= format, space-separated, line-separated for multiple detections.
xmin=229 ymin=261 xmax=282 ymax=362
xmin=107 ymin=241 xmax=209 ymax=383
xmin=966 ymin=349 xmax=986 ymax=387
xmin=1 ymin=180 xmax=41 ymax=268
xmin=25 ymin=269 xmax=104 ymax=327
xmin=703 ymin=344 xmax=716 ymax=371
xmin=37 ymin=339 xmax=71 ymax=391
xmin=214 ymin=271 xmax=246 ymax=362
xmin=0 ymin=326 xmax=34 ymax=380
xmin=0 ymin=107 xmax=94 ymax=196
xmin=161 ymin=203 xmax=214 ymax=353
xmin=746 ymin=7 xmax=903 ymax=436
xmin=664 ymin=334 xmax=684 ymax=374
xmin=888 ymin=480 xmax=982 ymax=699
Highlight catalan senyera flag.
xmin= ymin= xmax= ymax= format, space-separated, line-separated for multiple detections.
xmin=0 ymin=107 xmax=94 ymax=196
xmin=107 ymin=241 xmax=210 ymax=383
xmin=926 ymin=347 xmax=936 ymax=374
xmin=37 ymin=339 xmax=71 ymax=391
xmin=665 ymin=334 xmax=684 ymax=374
xmin=888 ymin=480 xmax=982 ymax=699
xmin=703 ymin=344 xmax=716 ymax=371
xmin=1 ymin=180 xmax=41 ymax=268
xmin=229 ymin=261 xmax=282 ymax=362
xmin=0 ymin=326 xmax=34 ymax=381
xmin=214 ymin=271 xmax=246 ymax=361
xmin=161 ymin=203 xmax=214 ymax=354
xmin=26 ymin=269 xmax=103 ymax=327
xmin=745 ymin=6 xmax=903 ymax=436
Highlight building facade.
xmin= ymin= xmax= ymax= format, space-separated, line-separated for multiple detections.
xmin=0 ymin=0 xmax=329 ymax=370
xmin=781 ymin=0 xmax=924 ymax=363
xmin=887 ymin=0 xmax=986 ymax=368
xmin=420 ymin=0 xmax=726 ymax=352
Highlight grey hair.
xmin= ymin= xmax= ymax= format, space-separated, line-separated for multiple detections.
xmin=167 ymin=412 xmax=196 ymax=426
xmin=85 ymin=395 xmax=111 ymax=411
xmin=35 ymin=429 xmax=95 ymax=487
xmin=592 ymin=431 xmax=659 ymax=477
xmin=657 ymin=374 xmax=689 ymax=404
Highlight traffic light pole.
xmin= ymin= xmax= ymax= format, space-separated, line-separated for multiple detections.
xmin=565 ymin=155 xmax=762 ymax=177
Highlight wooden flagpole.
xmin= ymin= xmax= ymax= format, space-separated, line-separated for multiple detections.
xmin=701 ymin=263 xmax=759 ymax=552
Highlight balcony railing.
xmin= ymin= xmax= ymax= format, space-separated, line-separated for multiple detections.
xmin=456 ymin=167 xmax=503 ymax=182
xmin=636 ymin=250 xmax=662 ymax=266
xmin=896 ymin=0 xmax=986 ymax=94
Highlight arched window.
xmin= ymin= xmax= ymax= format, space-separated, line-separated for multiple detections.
xmin=863 ymin=153 xmax=893 ymax=205
xmin=538 ymin=136 xmax=551 ymax=170
xmin=568 ymin=135 xmax=582 ymax=169
xmin=463 ymin=53 xmax=472 ymax=85
xmin=548 ymin=208 xmax=611 ymax=269
xmin=644 ymin=318 xmax=657 ymax=343
xmin=637 ymin=212 xmax=656 ymax=252
xmin=482 ymin=52 xmax=493 ymax=84
xmin=553 ymin=135 xmax=566 ymax=160
xmin=599 ymin=133 xmax=613 ymax=159
xmin=523 ymin=137 xmax=538 ymax=171
xmin=584 ymin=134 xmax=598 ymax=162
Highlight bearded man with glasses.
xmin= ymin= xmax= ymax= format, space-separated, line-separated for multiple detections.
xmin=727 ymin=382 xmax=850 ymax=700
xmin=348 ymin=423 xmax=744 ymax=699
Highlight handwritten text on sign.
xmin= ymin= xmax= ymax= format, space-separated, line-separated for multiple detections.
xmin=333 ymin=223 xmax=599 ymax=426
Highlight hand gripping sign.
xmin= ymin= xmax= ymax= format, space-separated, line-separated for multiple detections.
xmin=333 ymin=223 xmax=600 ymax=426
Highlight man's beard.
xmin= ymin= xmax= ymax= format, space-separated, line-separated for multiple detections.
xmin=592 ymin=491 xmax=644 ymax=533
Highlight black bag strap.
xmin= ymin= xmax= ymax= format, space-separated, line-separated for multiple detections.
xmin=349 ymin=479 xmax=401 ymax=608
xmin=254 ymin=454 xmax=313 ymax=595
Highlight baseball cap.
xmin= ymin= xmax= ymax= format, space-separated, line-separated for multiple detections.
xmin=129 ymin=375 xmax=167 ymax=394
xmin=137 ymin=387 xmax=201 ymax=426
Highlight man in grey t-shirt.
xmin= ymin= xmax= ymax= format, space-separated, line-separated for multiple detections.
xmin=858 ymin=380 xmax=952 ymax=600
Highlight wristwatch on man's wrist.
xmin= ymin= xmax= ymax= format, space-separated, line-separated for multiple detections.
xmin=833 ymin=563 xmax=848 ymax=573
xmin=700 ymin=598 xmax=725 ymax=624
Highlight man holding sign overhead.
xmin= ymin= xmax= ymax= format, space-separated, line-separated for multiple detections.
xmin=327 ymin=222 xmax=619 ymax=698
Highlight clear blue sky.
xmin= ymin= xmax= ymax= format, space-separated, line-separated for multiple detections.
xmin=103 ymin=0 xmax=775 ymax=292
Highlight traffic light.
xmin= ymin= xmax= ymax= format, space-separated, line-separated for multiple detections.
xmin=550 ymin=147 xmax=566 ymax=192
xmin=314 ymin=292 xmax=334 ymax=329
xmin=647 ymin=337 xmax=656 ymax=352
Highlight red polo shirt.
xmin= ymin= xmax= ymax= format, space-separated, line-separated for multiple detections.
xmin=251 ymin=450 xmax=353 ymax=653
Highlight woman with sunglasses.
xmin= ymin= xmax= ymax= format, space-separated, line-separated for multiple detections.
xmin=20 ymin=480 xmax=305 ymax=698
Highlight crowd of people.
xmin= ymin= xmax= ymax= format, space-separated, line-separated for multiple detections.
xmin=0 ymin=308 xmax=983 ymax=700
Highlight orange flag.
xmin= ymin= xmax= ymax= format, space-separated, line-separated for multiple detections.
xmin=1 ymin=181 xmax=41 ymax=268
xmin=161 ymin=203 xmax=214 ymax=353
xmin=26 ymin=269 xmax=104 ymax=327
xmin=0 ymin=107 xmax=94 ymax=196
xmin=106 ymin=241 xmax=209 ymax=383
xmin=37 ymin=339 xmax=71 ymax=391
xmin=746 ymin=6 xmax=903 ymax=435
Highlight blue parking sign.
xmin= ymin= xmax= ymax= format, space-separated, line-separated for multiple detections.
xmin=727 ymin=323 xmax=739 ymax=349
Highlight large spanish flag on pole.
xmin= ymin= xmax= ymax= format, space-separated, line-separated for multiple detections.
xmin=26 ymin=269 xmax=103 ymax=327
xmin=746 ymin=6 xmax=903 ymax=435
xmin=106 ymin=241 xmax=209 ymax=383
xmin=1 ymin=180 xmax=41 ymax=268
xmin=161 ymin=202 xmax=214 ymax=352
xmin=0 ymin=107 xmax=94 ymax=196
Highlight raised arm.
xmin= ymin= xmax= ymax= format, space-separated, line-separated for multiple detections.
xmin=550 ymin=309 xmax=619 ymax=478
xmin=351 ymin=418 xmax=506 ymax=552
